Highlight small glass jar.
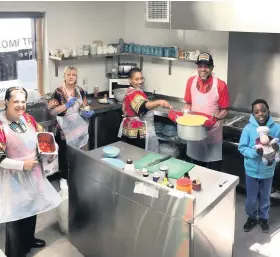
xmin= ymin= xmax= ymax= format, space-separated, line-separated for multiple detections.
xmin=159 ymin=165 xmax=169 ymax=180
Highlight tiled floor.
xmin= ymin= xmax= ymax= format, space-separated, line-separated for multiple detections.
xmin=234 ymin=192 xmax=280 ymax=257
xmin=0 ymin=185 xmax=280 ymax=256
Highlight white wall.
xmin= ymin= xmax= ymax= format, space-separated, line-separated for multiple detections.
xmin=123 ymin=1 xmax=229 ymax=98
xmin=0 ymin=1 xmax=229 ymax=97
xmin=0 ymin=1 xmax=126 ymax=93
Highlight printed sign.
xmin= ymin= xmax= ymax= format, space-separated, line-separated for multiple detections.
xmin=0 ymin=37 xmax=33 ymax=53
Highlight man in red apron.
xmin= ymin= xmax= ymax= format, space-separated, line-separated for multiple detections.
xmin=183 ymin=53 xmax=230 ymax=171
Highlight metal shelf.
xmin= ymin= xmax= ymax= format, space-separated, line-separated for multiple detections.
xmin=49 ymin=53 xmax=196 ymax=77
xmin=49 ymin=54 xmax=120 ymax=61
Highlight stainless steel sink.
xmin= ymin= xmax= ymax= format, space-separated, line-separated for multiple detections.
xmin=26 ymin=107 xmax=56 ymax=127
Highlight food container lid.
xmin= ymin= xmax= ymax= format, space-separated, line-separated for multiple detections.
xmin=177 ymin=177 xmax=192 ymax=186
xmin=153 ymin=172 xmax=160 ymax=177
xmin=159 ymin=165 xmax=168 ymax=171
xmin=142 ymin=168 xmax=148 ymax=173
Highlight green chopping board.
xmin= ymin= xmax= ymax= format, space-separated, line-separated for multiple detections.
xmin=134 ymin=153 xmax=195 ymax=179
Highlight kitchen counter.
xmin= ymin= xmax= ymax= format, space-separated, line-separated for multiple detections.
xmin=87 ymin=141 xmax=239 ymax=220
xmin=68 ymin=142 xmax=239 ymax=257
xmin=88 ymin=97 xmax=122 ymax=114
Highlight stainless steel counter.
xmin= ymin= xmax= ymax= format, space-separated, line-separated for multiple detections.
xmin=87 ymin=141 xmax=239 ymax=221
xmin=65 ymin=141 xmax=240 ymax=257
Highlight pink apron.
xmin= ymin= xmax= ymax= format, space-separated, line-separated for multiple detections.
xmin=186 ymin=76 xmax=223 ymax=162
xmin=0 ymin=112 xmax=61 ymax=223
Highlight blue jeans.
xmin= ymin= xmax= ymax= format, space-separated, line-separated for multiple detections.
xmin=245 ymin=175 xmax=273 ymax=220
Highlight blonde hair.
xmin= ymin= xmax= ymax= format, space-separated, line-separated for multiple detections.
xmin=63 ymin=65 xmax=78 ymax=87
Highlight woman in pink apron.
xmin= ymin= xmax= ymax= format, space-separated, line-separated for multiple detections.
xmin=0 ymin=87 xmax=61 ymax=257
xmin=118 ymin=68 xmax=171 ymax=152
xmin=183 ymin=53 xmax=230 ymax=171
xmin=48 ymin=66 xmax=94 ymax=179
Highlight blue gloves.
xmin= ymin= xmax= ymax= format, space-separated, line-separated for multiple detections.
xmin=81 ymin=110 xmax=94 ymax=119
xmin=65 ymin=97 xmax=77 ymax=109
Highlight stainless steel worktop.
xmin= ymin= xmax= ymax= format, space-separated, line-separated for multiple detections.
xmin=68 ymin=142 xmax=239 ymax=257
xmin=87 ymin=141 xmax=239 ymax=221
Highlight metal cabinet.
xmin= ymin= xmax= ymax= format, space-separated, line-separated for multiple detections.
xmin=90 ymin=109 xmax=123 ymax=150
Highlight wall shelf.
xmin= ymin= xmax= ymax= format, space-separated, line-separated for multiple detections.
xmin=49 ymin=53 xmax=196 ymax=77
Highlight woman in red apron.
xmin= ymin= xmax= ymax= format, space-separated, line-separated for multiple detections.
xmin=118 ymin=68 xmax=171 ymax=152
xmin=183 ymin=53 xmax=230 ymax=171
xmin=48 ymin=66 xmax=93 ymax=179
xmin=0 ymin=87 xmax=61 ymax=257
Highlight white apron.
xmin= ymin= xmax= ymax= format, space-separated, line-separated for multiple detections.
xmin=0 ymin=113 xmax=61 ymax=223
xmin=118 ymin=110 xmax=159 ymax=153
xmin=187 ymin=76 xmax=223 ymax=162
xmin=57 ymin=88 xmax=89 ymax=149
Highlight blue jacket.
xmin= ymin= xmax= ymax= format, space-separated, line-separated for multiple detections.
xmin=238 ymin=115 xmax=280 ymax=179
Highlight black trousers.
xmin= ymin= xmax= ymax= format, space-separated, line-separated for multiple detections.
xmin=5 ymin=215 xmax=37 ymax=257
xmin=186 ymin=156 xmax=222 ymax=171
xmin=121 ymin=135 xmax=145 ymax=150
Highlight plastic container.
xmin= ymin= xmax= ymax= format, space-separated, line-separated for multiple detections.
xmin=176 ymin=178 xmax=192 ymax=194
xmin=102 ymin=146 xmax=120 ymax=158
xmin=159 ymin=165 xmax=168 ymax=180
xmin=124 ymin=159 xmax=135 ymax=173
xmin=153 ymin=172 xmax=160 ymax=182
xmin=192 ymin=178 xmax=202 ymax=191
xmin=37 ymin=132 xmax=58 ymax=165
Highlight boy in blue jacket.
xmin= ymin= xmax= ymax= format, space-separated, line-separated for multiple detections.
xmin=238 ymin=99 xmax=280 ymax=233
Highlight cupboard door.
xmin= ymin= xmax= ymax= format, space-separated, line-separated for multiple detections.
xmin=94 ymin=110 xmax=122 ymax=149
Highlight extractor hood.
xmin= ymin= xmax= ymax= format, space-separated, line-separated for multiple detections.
xmin=146 ymin=1 xmax=280 ymax=33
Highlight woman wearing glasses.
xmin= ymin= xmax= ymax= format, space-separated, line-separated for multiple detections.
xmin=0 ymin=87 xmax=61 ymax=257
xmin=48 ymin=66 xmax=94 ymax=178
xmin=118 ymin=68 xmax=171 ymax=152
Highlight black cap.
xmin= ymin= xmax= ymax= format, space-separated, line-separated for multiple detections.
xmin=196 ymin=52 xmax=214 ymax=66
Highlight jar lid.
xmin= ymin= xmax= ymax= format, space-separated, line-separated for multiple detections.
xmin=126 ymin=159 xmax=133 ymax=164
xmin=143 ymin=172 xmax=149 ymax=177
xmin=159 ymin=165 xmax=168 ymax=171
xmin=167 ymin=183 xmax=174 ymax=188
